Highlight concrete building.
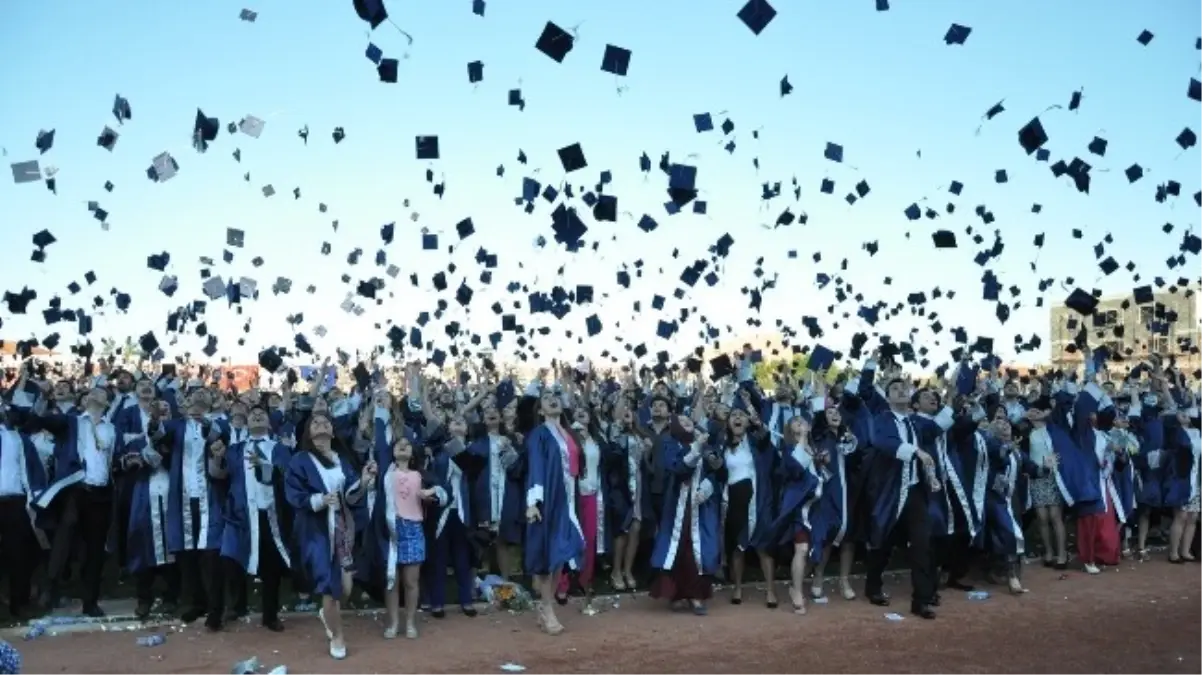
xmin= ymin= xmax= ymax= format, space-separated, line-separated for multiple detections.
xmin=1049 ymin=286 xmax=1201 ymax=374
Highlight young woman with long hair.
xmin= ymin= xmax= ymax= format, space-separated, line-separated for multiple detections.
xmin=284 ymin=412 xmax=376 ymax=660
xmin=718 ymin=392 xmax=779 ymax=608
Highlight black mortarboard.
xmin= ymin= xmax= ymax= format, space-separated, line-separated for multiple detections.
xmin=1176 ymin=127 xmax=1196 ymax=150
xmin=467 ymin=60 xmax=484 ymax=83
xmin=779 ymin=75 xmax=793 ymax=97
xmin=1133 ymin=285 xmax=1154 ymax=305
xmin=944 ymin=23 xmax=972 ymax=45
xmin=32 ymin=229 xmax=56 ymax=249
xmin=1087 ymin=136 xmax=1108 ymax=156
xmin=808 ymin=344 xmax=836 ymax=372
xmin=258 ymin=348 xmax=283 ymax=373
xmin=1136 ymin=29 xmax=1153 ymax=46
xmin=192 ymin=109 xmax=219 ymax=152
xmin=112 ymin=94 xmax=132 ymax=124
xmin=558 ymin=143 xmax=587 ymax=172
xmin=415 ymin=135 xmax=439 ymax=160
xmin=601 ymin=44 xmax=631 ymax=76
xmin=354 ymin=0 xmax=388 ymax=28
xmin=932 ymin=230 xmax=957 ymax=249
xmin=36 ymin=129 xmax=55 ymax=154
xmin=709 ymin=354 xmax=734 ymax=380
xmin=97 ymin=126 xmax=119 ymax=151
xmin=139 ymin=331 xmax=159 ymax=355
xmin=378 ymin=58 xmax=399 ymax=83
xmin=1018 ymin=117 xmax=1048 ymax=154
xmin=227 ymin=227 xmax=245 ymax=248
xmin=535 ymin=21 xmax=574 ymax=63
xmin=737 ymin=0 xmax=776 ymax=35
xmin=1064 ymin=288 xmax=1098 ymax=316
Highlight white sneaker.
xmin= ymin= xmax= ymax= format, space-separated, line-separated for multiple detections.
xmin=1084 ymin=563 xmax=1101 ymax=575
xmin=329 ymin=640 xmax=347 ymax=660
xmin=383 ymin=625 xmax=398 ymax=639
xmin=839 ymin=580 xmax=857 ymax=601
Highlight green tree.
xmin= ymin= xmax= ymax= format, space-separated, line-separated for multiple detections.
xmin=752 ymin=354 xmax=844 ymax=390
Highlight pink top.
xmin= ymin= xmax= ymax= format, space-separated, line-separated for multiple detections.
xmin=391 ymin=469 xmax=425 ymax=521
xmin=562 ymin=427 xmax=581 ymax=479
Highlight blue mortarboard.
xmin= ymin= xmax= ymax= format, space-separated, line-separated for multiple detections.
xmin=601 ymin=44 xmax=631 ymax=76
xmin=693 ymin=113 xmax=713 ymax=133
xmin=586 ymin=315 xmax=602 ymax=336
xmin=422 ymin=233 xmax=438 ymax=250
xmin=365 ymin=43 xmax=383 ymax=64
xmin=35 ymin=129 xmax=55 ymax=154
xmin=808 ymin=345 xmax=836 ymax=372
xmin=472 ymin=0 xmax=485 ymax=16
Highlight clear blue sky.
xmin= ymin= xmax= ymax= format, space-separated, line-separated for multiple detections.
xmin=1 ymin=0 xmax=1199 ymax=371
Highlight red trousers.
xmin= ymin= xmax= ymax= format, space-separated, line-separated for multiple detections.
xmin=1077 ymin=491 xmax=1121 ymax=566
xmin=558 ymin=493 xmax=598 ymax=594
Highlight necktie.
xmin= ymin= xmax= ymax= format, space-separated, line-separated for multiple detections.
xmin=252 ymin=440 xmax=269 ymax=483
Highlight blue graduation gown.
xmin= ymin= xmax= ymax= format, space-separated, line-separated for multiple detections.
xmin=764 ymin=442 xmax=824 ymax=560
xmin=718 ymin=431 xmax=778 ymax=551
xmin=1132 ymin=409 xmax=1168 ymax=508
xmin=0 ymin=424 xmax=50 ymax=548
xmin=948 ymin=427 xmax=991 ymax=548
xmin=284 ymin=450 xmax=363 ymax=599
xmin=468 ymin=434 xmax=525 ymax=544
xmin=163 ymin=418 xmax=226 ymax=552
xmin=523 ymin=423 xmax=585 ymax=577
xmin=913 ymin=409 xmax=963 ymax=537
xmin=650 ymin=437 xmax=721 ymax=575
xmin=29 ymin=412 xmax=87 ymax=511
xmin=1071 ymin=384 xmax=1112 ymax=517
xmin=983 ymin=437 xmax=1041 ymax=556
xmin=117 ymin=413 xmax=173 ymax=573
xmin=604 ymin=431 xmax=649 ymax=535
xmin=864 ymin=411 xmax=924 ymax=549
xmin=1162 ymin=416 xmax=1197 ymax=508
xmin=220 ymin=439 xmax=293 ymax=575
xmin=1107 ymin=430 xmax=1138 ymax=523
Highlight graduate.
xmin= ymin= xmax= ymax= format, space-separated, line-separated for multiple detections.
xmin=765 ymin=414 xmax=824 ymax=615
xmin=0 ymin=398 xmax=50 ymax=620
xmin=983 ymin=417 xmax=1055 ymax=594
xmin=115 ymin=390 xmax=179 ymax=620
xmin=603 ymin=395 xmax=651 ymax=591
xmin=806 ymin=386 xmax=864 ymax=603
xmin=468 ymin=405 xmax=525 ymax=580
xmin=719 ymin=390 xmax=779 ymax=608
xmin=285 ymin=412 xmax=375 ymax=660
xmin=1164 ymin=405 xmax=1201 ymax=563
xmin=523 ymin=389 xmax=585 ymax=636
xmin=557 ymin=407 xmax=606 ymax=604
xmin=1131 ymin=386 xmax=1171 ymax=560
xmin=156 ymin=389 xmax=229 ymax=630
xmin=219 ymin=404 xmax=292 ymax=631
xmin=649 ymin=414 xmax=722 ymax=615
xmin=421 ymin=412 xmax=484 ymax=618
xmin=1071 ymin=358 xmax=1124 ymax=573
xmin=29 ymin=386 xmax=117 ymax=617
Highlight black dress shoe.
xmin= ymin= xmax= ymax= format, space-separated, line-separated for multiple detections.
xmin=911 ymin=604 xmax=937 ymax=620
xmin=868 ymin=593 xmax=891 ymax=607
xmin=461 ymin=606 xmax=478 ymax=617
xmin=1053 ymin=562 xmax=1068 ymax=571
xmin=262 ymin=618 xmax=285 ymax=632
xmin=81 ymin=604 xmax=106 ymax=618
xmin=946 ymin=580 xmax=975 ymax=592
xmin=766 ymin=600 xmax=778 ymax=609
xmin=730 ymin=597 xmax=742 ymax=605
xmin=430 ymin=608 xmax=446 ymax=619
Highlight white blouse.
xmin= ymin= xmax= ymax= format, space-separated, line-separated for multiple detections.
xmin=725 ymin=438 xmax=755 ymax=485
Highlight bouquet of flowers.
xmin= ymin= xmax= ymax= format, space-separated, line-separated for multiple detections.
xmin=491 ymin=582 xmax=534 ymax=613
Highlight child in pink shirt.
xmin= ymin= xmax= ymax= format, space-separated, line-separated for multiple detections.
xmin=384 ymin=438 xmax=438 ymax=639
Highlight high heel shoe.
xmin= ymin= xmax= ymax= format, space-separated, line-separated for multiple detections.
xmin=537 ymin=610 xmax=564 ymax=636
xmin=624 ymin=572 xmax=637 ymax=590
xmin=610 ymin=573 xmax=627 ymax=592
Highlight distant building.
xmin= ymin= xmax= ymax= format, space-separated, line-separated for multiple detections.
xmin=1049 ymin=286 xmax=1201 ymax=374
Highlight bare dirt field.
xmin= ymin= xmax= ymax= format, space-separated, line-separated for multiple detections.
xmin=19 ymin=562 xmax=1201 ymax=674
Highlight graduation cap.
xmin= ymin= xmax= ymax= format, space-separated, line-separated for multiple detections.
xmin=239 ymin=8 xmax=257 ymax=21
xmin=35 ymin=129 xmax=55 ymax=154
xmin=415 ymin=135 xmax=439 ymax=160
xmin=534 ymin=21 xmax=574 ymax=62
xmin=227 ymin=228 xmax=245 ymax=248
xmin=147 ymin=152 xmax=179 ymax=183
xmin=944 ymin=23 xmax=972 ymax=45
xmin=601 ymin=44 xmax=631 ymax=76
xmin=11 ymin=160 xmax=41 ymax=184
xmin=558 ymin=143 xmax=587 ymax=172
xmin=737 ymin=0 xmax=776 ymax=35
xmin=1064 ymin=288 xmax=1099 ymax=316
xmin=353 ymin=0 xmax=388 ymax=29
xmin=378 ymin=59 xmax=399 ymax=83
xmin=97 ymin=126 xmax=119 ymax=151
xmin=467 ymin=60 xmax=484 ymax=83
xmin=192 ymin=109 xmax=220 ymax=152
xmin=932 ymin=230 xmax=957 ymax=249
xmin=112 ymin=94 xmax=132 ymax=124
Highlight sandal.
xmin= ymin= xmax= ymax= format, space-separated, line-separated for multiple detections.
xmin=624 ymin=573 xmax=637 ymax=590
xmin=610 ymin=573 xmax=627 ymax=592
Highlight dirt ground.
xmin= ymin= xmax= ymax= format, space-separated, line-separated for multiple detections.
xmin=18 ymin=562 xmax=1201 ymax=674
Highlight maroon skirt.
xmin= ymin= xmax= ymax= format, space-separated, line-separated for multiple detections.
xmin=650 ymin=496 xmax=712 ymax=602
